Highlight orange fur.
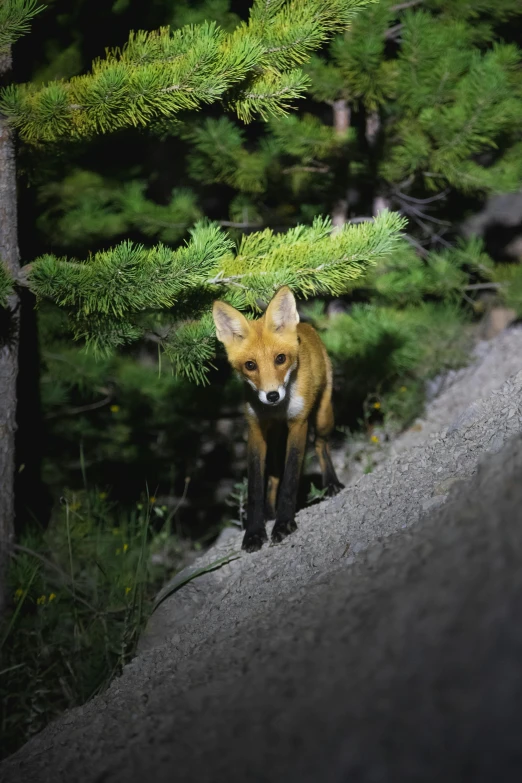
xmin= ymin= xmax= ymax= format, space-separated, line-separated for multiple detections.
xmin=213 ymin=287 xmax=343 ymax=552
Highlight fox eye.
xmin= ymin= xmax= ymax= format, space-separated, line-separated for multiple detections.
xmin=275 ymin=354 xmax=286 ymax=365
xmin=245 ymin=360 xmax=257 ymax=371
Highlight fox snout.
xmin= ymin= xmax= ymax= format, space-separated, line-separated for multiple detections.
xmin=258 ymin=386 xmax=286 ymax=406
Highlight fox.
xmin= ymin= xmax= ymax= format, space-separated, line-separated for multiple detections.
xmin=212 ymin=286 xmax=344 ymax=553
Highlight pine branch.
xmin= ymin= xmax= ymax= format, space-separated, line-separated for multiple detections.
xmin=18 ymin=211 xmax=406 ymax=378
xmin=0 ymin=0 xmax=44 ymax=50
xmin=28 ymin=222 xmax=234 ymax=316
xmin=162 ymin=315 xmax=217 ymax=385
xmin=184 ymin=116 xmax=272 ymax=193
xmin=36 ymin=170 xmax=203 ymax=247
xmin=356 ymin=236 xmax=496 ymax=307
xmin=380 ymin=15 xmax=522 ymax=194
xmin=210 ymin=209 xmax=407 ymax=307
xmin=0 ymin=0 xmax=372 ymax=142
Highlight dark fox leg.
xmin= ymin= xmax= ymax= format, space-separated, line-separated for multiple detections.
xmin=265 ymin=422 xmax=285 ymax=521
xmin=315 ymin=389 xmax=344 ymax=497
xmin=243 ymin=419 xmax=268 ymax=553
xmin=272 ymin=419 xmax=308 ymax=543
xmin=315 ymin=436 xmax=344 ymax=496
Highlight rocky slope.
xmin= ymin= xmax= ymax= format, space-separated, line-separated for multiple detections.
xmin=2 ymin=329 xmax=522 ymax=783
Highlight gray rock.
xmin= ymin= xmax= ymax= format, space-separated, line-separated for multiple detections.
xmin=3 ymin=370 xmax=522 ymax=782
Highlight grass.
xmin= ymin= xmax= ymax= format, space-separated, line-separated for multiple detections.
xmin=0 ymin=489 xmax=189 ymax=760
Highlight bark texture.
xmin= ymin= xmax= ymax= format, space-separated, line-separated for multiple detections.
xmin=0 ymin=47 xmax=20 ymax=614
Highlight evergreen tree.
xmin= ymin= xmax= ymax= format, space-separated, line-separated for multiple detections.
xmin=183 ymin=0 xmax=522 ymax=224
xmin=0 ymin=0 xmax=45 ymax=614
xmin=36 ymin=1 xmax=522 ymax=310
xmin=0 ymin=0 xmax=406 ymax=609
xmin=163 ymin=0 xmax=522 ymax=423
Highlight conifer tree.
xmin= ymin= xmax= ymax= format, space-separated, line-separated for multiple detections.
xmin=38 ymin=1 xmax=522 ymax=307
xmin=166 ymin=0 xmax=522 ymax=409
xmin=0 ymin=0 xmax=45 ymax=614
xmin=183 ymin=0 xmax=522 ymax=227
xmin=0 ymin=0 xmax=407 ymax=609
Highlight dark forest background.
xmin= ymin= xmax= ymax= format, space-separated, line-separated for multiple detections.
xmin=2 ymin=0 xmax=522 ymax=758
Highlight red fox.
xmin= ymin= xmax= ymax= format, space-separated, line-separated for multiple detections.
xmin=213 ymin=286 xmax=344 ymax=552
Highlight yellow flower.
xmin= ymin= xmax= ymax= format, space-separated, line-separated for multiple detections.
xmin=14 ymin=588 xmax=24 ymax=602
xmin=125 ymin=586 xmax=132 ymax=595
xmin=36 ymin=595 xmax=46 ymax=605
xmin=112 ymin=527 xmax=121 ymax=536
xmin=110 ymin=404 xmax=120 ymax=413
xmin=149 ymin=496 xmax=157 ymax=505
xmin=99 ymin=492 xmax=107 ymax=500
xmin=370 ymin=435 xmax=379 ymax=444
xmin=49 ymin=593 xmax=57 ymax=602
xmin=373 ymin=402 xmax=381 ymax=410
xmin=400 ymin=386 xmax=407 ymax=393
xmin=115 ymin=548 xmax=121 ymax=556
xmin=123 ymin=543 xmax=129 ymax=553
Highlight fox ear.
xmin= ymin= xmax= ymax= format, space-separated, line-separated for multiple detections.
xmin=265 ymin=286 xmax=299 ymax=333
xmin=212 ymin=301 xmax=250 ymax=346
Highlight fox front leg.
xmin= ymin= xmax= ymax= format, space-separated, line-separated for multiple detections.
xmin=271 ymin=419 xmax=308 ymax=544
xmin=243 ymin=419 xmax=269 ymax=553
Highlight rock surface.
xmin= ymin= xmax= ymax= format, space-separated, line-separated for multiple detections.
xmin=3 ymin=336 xmax=522 ymax=783
xmin=334 ymin=324 xmax=522 ymax=485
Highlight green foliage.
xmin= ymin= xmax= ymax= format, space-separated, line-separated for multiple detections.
xmin=3 ymin=0 xmax=411 ymax=389
xmin=37 ymin=169 xmax=203 ymax=247
xmin=186 ymin=0 xmax=522 ymax=223
xmin=306 ymin=481 xmax=329 ymax=505
xmin=327 ymin=2 xmax=394 ymax=110
xmin=356 ymin=237 xmax=495 ymax=306
xmin=29 ymin=222 xmax=232 ymax=330
xmin=300 ymin=234 xmax=490 ymax=431
xmin=1 ymin=0 xmax=371 ymax=142
xmin=383 ymin=30 xmax=522 ymax=192
xmin=167 ymin=0 xmax=241 ymax=32
xmin=270 ymin=112 xmax=350 ymax=162
xmin=0 ymin=0 xmax=44 ymax=50
xmin=36 ymin=299 xmax=247 ymax=523
xmin=28 ymin=211 xmax=406 ymax=377
xmin=161 ymin=315 xmax=217 ymax=385
xmin=224 ymin=477 xmax=248 ymax=528
xmin=183 ymin=117 xmax=274 ymax=194
xmin=0 ymin=262 xmax=14 ymax=307
xmin=491 ymin=263 xmax=522 ymax=317
xmin=317 ymin=300 xmax=472 ymax=430
xmin=217 ymin=210 xmax=406 ymax=302
xmin=1 ymin=491 xmax=188 ymax=759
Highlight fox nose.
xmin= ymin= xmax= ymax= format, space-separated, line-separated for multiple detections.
xmin=267 ymin=391 xmax=280 ymax=404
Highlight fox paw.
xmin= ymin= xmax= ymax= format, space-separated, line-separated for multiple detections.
xmin=326 ymin=480 xmax=345 ymax=497
xmin=271 ymin=518 xmax=297 ymax=543
xmin=242 ymin=528 xmax=268 ymax=553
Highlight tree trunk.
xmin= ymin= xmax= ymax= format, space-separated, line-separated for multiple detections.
xmin=365 ymin=109 xmax=380 ymax=148
xmin=365 ymin=109 xmax=391 ymax=216
xmin=331 ymin=99 xmax=351 ymax=231
xmin=0 ymin=47 xmax=20 ymax=614
xmin=332 ymin=98 xmax=351 ymax=137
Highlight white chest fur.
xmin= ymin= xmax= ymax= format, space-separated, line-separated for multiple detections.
xmin=286 ymin=383 xmax=304 ymax=420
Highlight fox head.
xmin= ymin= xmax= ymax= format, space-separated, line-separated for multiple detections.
xmin=213 ymin=286 xmax=299 ymax=407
